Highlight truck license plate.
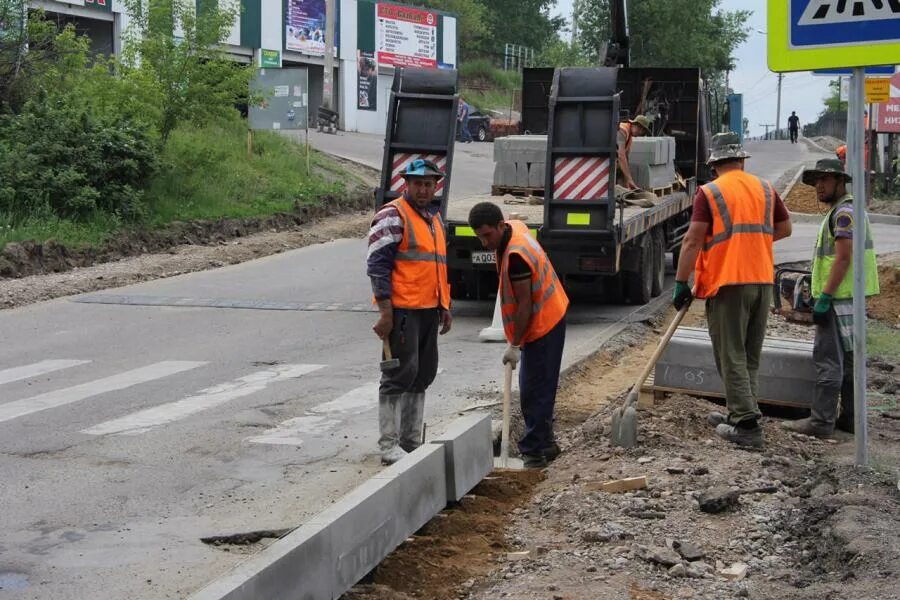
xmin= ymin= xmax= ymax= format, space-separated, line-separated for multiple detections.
xmin=471 ymin=251 xmax=496 ymax=265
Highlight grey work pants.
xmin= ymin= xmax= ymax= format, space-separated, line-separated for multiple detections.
xmin=705 ymin=284 xmax=772 ymax=425
xmin=811 ymin=308 xmax=854 ymax=430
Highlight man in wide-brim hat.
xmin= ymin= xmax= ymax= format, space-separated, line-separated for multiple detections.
xmin=782 ymin=158 xmax=880 ymax=439
xmin=673 ymin=132 xmax=793 ymax=448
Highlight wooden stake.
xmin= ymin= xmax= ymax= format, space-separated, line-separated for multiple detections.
xmin=247 ymin=129 xmax=253 ymax=159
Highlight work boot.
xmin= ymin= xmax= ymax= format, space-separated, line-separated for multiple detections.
xmin=398 ymin=392 xmax=425 ymax=453
xmin=835 ymin=413 xmax=854 ymax=434
xmin=542 ymin=442 xmax=561 ymax=462
xmin=379 ymin=394 xmax=403 ymax=463
xmin=381 ymin=445 xmax=407 ymax=466
xmin=781 ymin=417 xmax=833 ymax=438
xmin=715 ymin=422 xmax=764 ymax=448
xmin=707 ymin=412 xmax=728 ymax=427
xmin=521 ymin=452 xmax=548 ymax=469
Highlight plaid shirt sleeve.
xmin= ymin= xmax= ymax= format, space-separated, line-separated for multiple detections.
xmin=366 ymin=205 xmax=403 ymax=300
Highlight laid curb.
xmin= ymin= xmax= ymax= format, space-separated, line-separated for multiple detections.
xmin=190 ymin=414 xmax=493 ymax=600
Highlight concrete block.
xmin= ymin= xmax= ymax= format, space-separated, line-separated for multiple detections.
xmin=430 ymin=413 xmax=493 ymax=502
xmin=529 ymin=162 xmax=545 ymax=188
xmin=630 ymin=137 xmax=669 ymax=164
xmin=632 ymin=163 xmax=676 ymax=189
xmin=190 ymin=444 xmax=447 ymax=600
xmin=494 ymin=162 xmax=517 ymax=186
xmin=516 ymin=162 xmax=530 ymax=187
xmin=655 ymin=327 xmax=815 ymax=408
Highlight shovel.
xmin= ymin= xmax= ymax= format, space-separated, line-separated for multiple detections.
xmin=494 ymin=363 xmax=524 ymax=469
xmin=610 ymin=303 xmax=690 ymax=448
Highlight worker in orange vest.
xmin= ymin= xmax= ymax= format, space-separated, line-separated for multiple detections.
xmin=672 ymin=132 xmax=793 ymax=448
xmin=836 ymin=144 xmax=847 ymax=167
xmin=367 ymin=159 xmax=452 ymax=465
xmin=617 ymin=114 xmax=652 ymax=189
xmin=468 ymin=202 xmax=569 ymax=468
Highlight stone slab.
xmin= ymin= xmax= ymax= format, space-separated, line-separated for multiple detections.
xmin=529 ymin=162 xmax=545 ymax=188
xmin=655 ymin=327 xmax=816 ymax=408
xmin=190 ymin=444 xmax=447 ymax=600
xmin=430 ymin=413 xmax=493 ymax=502
xmin=632 ymin=163 xmax=676 ymax=189
xmin=516 ymin=162 xmax=530 ymax=187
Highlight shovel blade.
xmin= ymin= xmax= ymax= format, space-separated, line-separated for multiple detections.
xmin=616 ymin=405 xmax=638 ymax=448
xmin=609 ymin=407 xmax=623 ymax=444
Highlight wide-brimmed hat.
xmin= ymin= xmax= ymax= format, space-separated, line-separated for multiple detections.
xmin=802 ymin=158 xmax=852 ymax=185
xmin=630 ymin=114 xmax=653 ymax=133
xmin=707 ymin=132 xmax=751 ymax=165
xmin=401 ymin=158 xmax=444 ymax=179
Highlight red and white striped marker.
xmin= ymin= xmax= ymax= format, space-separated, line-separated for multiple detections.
xmin=390 ymin=153 xmax=447 ymax=196
xmin=552 ymin=156 xmax=611 ymax=200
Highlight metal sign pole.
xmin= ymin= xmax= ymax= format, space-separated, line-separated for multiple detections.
xmin=849 ymin=68 xmax=868 ymax=467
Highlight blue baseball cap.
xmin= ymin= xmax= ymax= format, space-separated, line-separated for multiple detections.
xmin=401 ymin=158 xmax=444 ymax=179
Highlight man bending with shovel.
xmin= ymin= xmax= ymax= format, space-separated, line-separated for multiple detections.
xmin=468 ymin=202 xmax=569 ymax=468
xmin=367 ymin=159 xmax=453 ymax=465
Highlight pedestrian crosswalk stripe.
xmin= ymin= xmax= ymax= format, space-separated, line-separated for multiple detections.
xmin=249 ymin=382 xmax=378 ymax=446
xmin=0 ymin=360 xmax=91 ymax=386
xmin=82 ymin=364 xmax=325 ymax=436
xmin=307 ymin=382 xmax=378 ymax=416
xmin=247 ymin=415 xmax=342 ymax=446
xmin=0 ymin=361 xmax=207 ymax=425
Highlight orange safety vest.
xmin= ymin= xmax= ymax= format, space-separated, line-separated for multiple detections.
xmin=389 ymin=197 xmax=450 ymax=310
xmin=498 ymin=220 xmax=569 ymax=344
xmin=618 ymin=122 xmax=633 ymax=155
xmin=694 ymin=170 xmax=776 ymax=299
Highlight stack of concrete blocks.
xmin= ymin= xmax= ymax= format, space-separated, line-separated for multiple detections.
xmin=493 ymin=135 xmax=547 ymax=189
xmin=629 ymin=136 xmax=677 ymax=190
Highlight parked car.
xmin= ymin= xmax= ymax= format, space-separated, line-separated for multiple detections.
xmin=458 ymin=111 xmax=492 ymax=142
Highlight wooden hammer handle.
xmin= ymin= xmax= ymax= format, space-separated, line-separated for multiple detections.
xmin=382 ymin=338 xmax=393 ymax=361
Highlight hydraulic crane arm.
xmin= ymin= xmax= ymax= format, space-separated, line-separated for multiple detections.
xmin=603 ymin=0 xmax=630 ymax=67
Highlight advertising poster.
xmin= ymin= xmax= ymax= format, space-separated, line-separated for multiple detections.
xmin=376 ymin=3 xmax=437 ymax=68
xmin=357 ymin=50 xmax=378 ymax=111
xmin=286 ymin=0 xmax=326 ymax=55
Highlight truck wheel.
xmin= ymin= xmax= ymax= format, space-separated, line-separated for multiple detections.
xmin=625 ymin=236 xmax=653 ymax=305
xmin=650 ymin=228 xmax=666 ymax=297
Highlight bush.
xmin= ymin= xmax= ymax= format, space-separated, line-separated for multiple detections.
xmin=0 ymin=93 xmax=159 ymax=224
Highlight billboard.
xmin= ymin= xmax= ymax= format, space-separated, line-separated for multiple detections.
xmin=286 ymin=0 xmax=329 ymax=55
xmin=376 ymin=3 xmax=437 ymax=68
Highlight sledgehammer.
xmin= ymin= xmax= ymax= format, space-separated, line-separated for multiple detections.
xmin=380 ymin=339 xmax=399 ymax=371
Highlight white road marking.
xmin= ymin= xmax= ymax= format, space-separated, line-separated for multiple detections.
xmin=82 ymin=364 xmax=325 ymax=436
xmin=249 ymin=381 xmax=380 ymax=446
xmin=0 ymin=361 xmax=207 ymax=425
xmin=247 ymin=415 xmax=341 ymax=446
xmin=307 ymin=382 xmax=379 ymax=415
xmin=0 ymin=360 xmax=91 ymax=386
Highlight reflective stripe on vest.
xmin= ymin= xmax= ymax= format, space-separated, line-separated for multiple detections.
xmin=694 ymin=171 xmax=776 ymax=299
xmin=499 ymin=221 xmax=569 ymax=344
xmin=811 ymin=196 xmax=880 ymax=300
xmin=389 ymin=198 xmax=450 ymax=309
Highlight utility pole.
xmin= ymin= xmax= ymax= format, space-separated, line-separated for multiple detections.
xmin=571 ymin=0 xmax=580 ymax=43
xmin=323 ymin=0 xmax=336 ymax=111
xmin=775 ymin=73 xmax=783 ymax=140
xmin=759 ymin=123 xmax=774 ymax=140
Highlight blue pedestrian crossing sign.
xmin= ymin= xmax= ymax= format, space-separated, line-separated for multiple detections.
xmin=769 ymin=0 xmax=900 ymax=72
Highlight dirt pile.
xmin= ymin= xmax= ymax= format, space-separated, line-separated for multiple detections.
xmin=870 ymin=255 xmax=900 ymax=325
xmin=784 ymin=183 xmax=828 ymax=215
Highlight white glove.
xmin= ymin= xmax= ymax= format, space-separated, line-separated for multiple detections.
xmin=502 ymin=344 xmax=520 ymax=369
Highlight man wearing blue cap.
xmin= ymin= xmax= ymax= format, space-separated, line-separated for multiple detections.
xmin=367 ymin=159 xmax=453 ymax=464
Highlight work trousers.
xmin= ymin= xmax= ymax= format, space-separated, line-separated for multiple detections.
xmin=380 ymin=308 xmax=439 ymax=396
xmin=789 ymin=128 xmax=798 ymax=143
xmin=811 ymin=308 xmax=854 ymax=431
xmin=705 ymin=284 xmax=771 ymax=425
xmin=518 ymin=317 xmax=567 ymax=455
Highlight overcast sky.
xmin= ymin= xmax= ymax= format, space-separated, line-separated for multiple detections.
xmin=550 ymin=1 xmax=833 ymax=137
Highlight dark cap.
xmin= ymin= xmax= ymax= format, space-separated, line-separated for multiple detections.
xmin=802 ymin=158 xmax=851 ymax=186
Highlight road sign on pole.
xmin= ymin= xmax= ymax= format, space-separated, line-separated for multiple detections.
xmin=768 ymin=1 xmax=900 ymax=72
xmin=865 ymin=77 xmax=891 ymax=103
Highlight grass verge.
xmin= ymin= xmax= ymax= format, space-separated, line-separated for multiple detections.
xmin=868 ymin=319 xmax=900 ymax=361
xmin=0 ymin=119 xmax=343 ymax=250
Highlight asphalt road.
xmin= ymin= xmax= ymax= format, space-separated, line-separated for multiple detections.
xmin=1 ymin=134 xmax=896 ymax=599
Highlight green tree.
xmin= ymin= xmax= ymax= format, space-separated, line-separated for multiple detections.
xmin=407 ymin=0 xmax=490 ymax=61
xmin=575 ymin=0 xmax=750 ymax=77
xmin=822 ymin=78 xmax=846 ymax=113
xmin=119 ymin=0 xmax=252 ymax=143
xmin=478 ymin=0 xmax=566 ymax=57
xmin=535 ymin=38 xmax=593 ymax=68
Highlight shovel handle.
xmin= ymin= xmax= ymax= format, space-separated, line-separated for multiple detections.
xmin=382 ymin=338 xmax=393 ymax=361
xmin=499 ymin=363 xmax=513 ymax=468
